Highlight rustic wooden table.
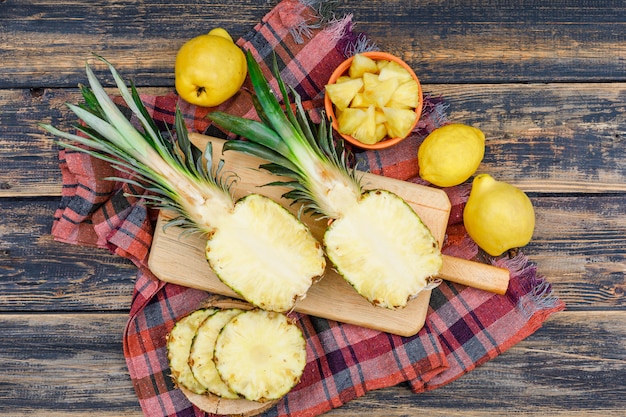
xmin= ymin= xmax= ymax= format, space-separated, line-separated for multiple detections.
xmin=1 ymin=1 xmax=625 ymax=416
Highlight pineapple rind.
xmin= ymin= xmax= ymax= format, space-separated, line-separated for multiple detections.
xmin=323 ymin=190 xmax=443 ymax=309
xmin=214 ymin=310 xmax=307 ymax=402
xmin=189 ymin=308 xmax=244 ymax=399
xmin=167 ymin=308 xmax=217 ymax=394
xmin=206 ymin=193 xmax=325 ymax=313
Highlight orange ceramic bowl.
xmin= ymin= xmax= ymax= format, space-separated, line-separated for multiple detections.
xmin=324 ymin=51 xmax=423 ymax=150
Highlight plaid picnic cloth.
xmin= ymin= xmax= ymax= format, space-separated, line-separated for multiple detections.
xmin=51 ymin=1 xmax=565 ymax=416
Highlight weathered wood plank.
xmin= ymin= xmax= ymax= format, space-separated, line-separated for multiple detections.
xmin=0 ymin=86 xmax=170 ymax=197
xmin=0 ymin=198 xmax=137 ymax=312
xmin=0 ymin=0 xmax=269 ymax=89
xmin=2 ymin=83 xmax=626 ymax=197
xmin=0 ymin=313 xmax=141 ymax=417
xmin=1 ymin=311 xmax=623 ymax=416
xmin=351 ymin=0 xmax=626 ymax=84
xmin=1 ymin=0 xmax=624 ymax=88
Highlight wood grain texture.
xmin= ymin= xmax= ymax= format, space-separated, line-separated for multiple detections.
xmin=1 ymin=1 xmax=624 ymax=87
xmin=1 ymin=311 xmax=623 ymax=416
xmin=0 ymin=199 xmax=137 ymax=312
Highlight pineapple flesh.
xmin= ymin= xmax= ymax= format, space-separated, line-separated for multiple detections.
xmin=189 ymin=308 xmax=244 ymax=399
xmin=324 ymin=190 xmax=442 ymax=309
xmin=167 ymin=308 xmax=216 ymax=394
xmin=206 ymin=194 xmax=325 ymax=312
xmin=213 ymin=309 xmax=307 ymax=402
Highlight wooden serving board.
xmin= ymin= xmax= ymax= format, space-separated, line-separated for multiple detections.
xmin=148 ymin=134 xmax=508 ymax=336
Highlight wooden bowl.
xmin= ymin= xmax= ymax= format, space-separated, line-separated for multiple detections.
xmin=324 ymin=51 xmax=423 ymax=150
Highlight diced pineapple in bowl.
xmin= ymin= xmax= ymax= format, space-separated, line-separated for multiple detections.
xmin=324 ymin=51 xmax=423 ymax=150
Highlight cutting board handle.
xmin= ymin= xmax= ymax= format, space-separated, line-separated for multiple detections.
xmin=439 ymin=255 xmax=510 ymax=295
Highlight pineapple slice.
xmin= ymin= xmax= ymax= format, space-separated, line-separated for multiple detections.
xmin=214 ymin=310 xmax=307 ymax=402
xmin=167 ymin=308 xmax=216 ymax=394
xmin=324 ymin=190 xmax=442 ymax=309
xmin=325 ymin=77 xmax=363 ymax=111
xmin=207 ymin=194 xmax=325 ymax=313
xmin=348 ymin=53 xmax=378 ymax=78
xmin=189 ymin=308 xmax=244 ymax=399
xmin=383 ymin=106 xmax=418 ymax=138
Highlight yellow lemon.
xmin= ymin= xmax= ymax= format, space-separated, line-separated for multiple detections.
xmin=418 ymin=123 xmax=485 ymax=187
xmin=463 ymin=174 xmax=535 ymax=256
xmin=175 ymin=28 xmax=247 ymax=107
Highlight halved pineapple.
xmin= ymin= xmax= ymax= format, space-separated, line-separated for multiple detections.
xmin=213 ymin=309 xmax=307 ymax=402
xmin=206 ymin=194 xmax=325 ymax=312
xmin=324 ymin=190 xmax=441 ymax=309
xmin=167 ymin=308 xmax=216 ymax=394
xmin=189 ymin=308 xmax=244 ymax=399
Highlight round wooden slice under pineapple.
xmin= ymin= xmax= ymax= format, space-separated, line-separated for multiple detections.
xmin=179 ymin=296 xmax=280 ymax=416
xmin=180 ymin=386 xmax=279 ymax=417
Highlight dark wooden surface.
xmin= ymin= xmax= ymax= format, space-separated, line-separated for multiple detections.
xmin=1 ymin=0 xmax=625 ymax=415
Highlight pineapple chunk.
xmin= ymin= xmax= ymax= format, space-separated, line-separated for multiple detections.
xmin=350 ymin=92 xmax=374 ymax=108
xmin=363 ymin=77 xmax=400 ymax=108
xmin=378 ymin=61 xmax=413 ymax=83
xmin=167 ymin=308 xmax=216 ymax=394
xmin=376 ymin=59 xmax=390 ymax=71
xmin=325 ymin=77 xmax=364 ymax=111
xmin=387 ymin=79 xmax=420 ymax=109
xmin=351 ymin=105 xmax=378 ymax=145
xmin=383 ymin=106 xmax=418 ymax=138
xmin=207 ymin=194 xmax=325 ymax=313
xmin=348 ymin=53 xmax=378 ymax=78
xmin=189 ymin=308 xmax=244 ymax=399
xmin=324 ymin=190 xmax=442 ymax=309
xmin=337 ymin=107 xmax=368 ymax=135
xmin=214 ymin=310 xmax=307 ymax=402
xmin=335 ymin=75 xmax=353 ymax=84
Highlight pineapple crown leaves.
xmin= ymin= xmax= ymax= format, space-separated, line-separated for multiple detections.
xmin=209 ymin=51 xmax=362 ymax=217
xmin=39 ymin=55 xmax=235 ymax=230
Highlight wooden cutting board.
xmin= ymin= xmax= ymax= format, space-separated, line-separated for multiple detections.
xmin=148 ymin=133 xmax=509 ymax=336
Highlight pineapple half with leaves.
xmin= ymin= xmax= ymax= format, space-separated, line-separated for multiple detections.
xmin=209 ymin=52 xmax=443 ymax=309
xmin=39 ymin=56 xmax=326 ymax=313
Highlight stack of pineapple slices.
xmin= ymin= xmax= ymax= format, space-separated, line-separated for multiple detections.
xmin=167 ymin=305 xmax=307 ymax=403
xmin=325 ymin=53 xmax=420 ymax=145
